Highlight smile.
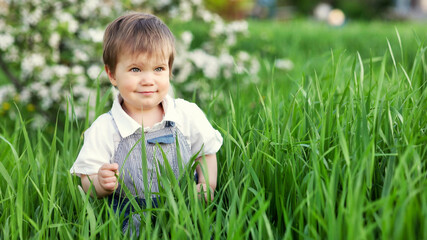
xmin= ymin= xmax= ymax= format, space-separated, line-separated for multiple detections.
xmin=136 ymin=91 xmax=156 ymax=96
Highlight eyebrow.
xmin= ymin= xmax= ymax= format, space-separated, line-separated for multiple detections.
xmin=125 ymin=61 xmax=168 ymax=68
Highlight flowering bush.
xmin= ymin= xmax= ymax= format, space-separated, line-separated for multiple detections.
xmin=0 ymin=0 xmax=261 ymax=126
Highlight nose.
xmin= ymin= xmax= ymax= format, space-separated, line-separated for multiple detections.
xmin=139 ymin=71 xmax=155 ymax=85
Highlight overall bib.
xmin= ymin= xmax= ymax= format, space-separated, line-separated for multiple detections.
xmin=108 ymin=112 xmax=192 ymax=233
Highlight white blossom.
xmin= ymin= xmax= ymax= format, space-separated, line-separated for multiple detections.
xmin=190 ymin=0 xmax=202 ymax=5
xmin=187 ymin=50 xmax=220 ymax=78
xmin=275 ymin=59 xmax=294 ymax=71
xmin=87 ymin=65 xmax=102 ymax=80
xmin=154 ymin=0 xmax=171 ymax=9
xmin=39 ymin=67 xmax=53 ymax=82
xmin=168 ymin=7 xmax=179 ymax=18
xmin=72 ymin=66 xmax=85 ymax=75
xmin=31 ymin=0 xmax=42 ymax=6
xmin=219 ymin=52 xmax=234 ymax=66
xmin=228 ymin=21 xmax=248 ymax=34
xmin=211 ymin=20 xmax=225 ymax=37
xmin=53 ymin=65 xmax=70 ymax=78
xmin=74 ymin=49 xmax=89 ymax=62
xmin=19 ymin=88 xmax=31 ymax=103
xmin=174 ymin=62 xmax=193 ymax=83
xmin=235 ymin=63 xmax=245 ymax=74
xmin=33 ymin=33 xmax=42 ymax=43
xmin=30 ymin=82 xmax=50 ymax=100
xmin=75 ymin=76 xmax=87 ymax=86
xmin=249 ymin=58 xmax=261 ymax=76
xmin=49 ymin=32 xmax=61 ymax=49
xmin=225 ymin=34 xmax=237 ymax=46
xmin=197 ymin=9 xmax=214 ymax=22
xmin=21 ymin=53 xmax=45 ymax=75
xmin=183 ymin=81 xmax=199 ymax=92
xmin=99 ymin=5 xmax=113 ymax=17
xmin=179 ymin=1 xmax=193 ymax=21
xmin=80 ymin=0 xmax=100 ymax=18
xmin=181 ymin=31 xmax=193 ymax=46
xmin=41 ymin=97 xmax=53 ymax=110
xmin=53 ymin=2 xmax=63 ymax=13
xmin=131 ymin=0 xmax=146 ymax=4
xmin=0 ymin=85 xmax=15 ymax=104
xmin=31 ymin=115 xmax=47 ymax=129
xmin=52 ymin=51 xmax=60 ymax=62
xmin=86 ymin=28 xmax=104 ymax=43
xmin=50 ymin=81 xmax=62 ymax=101
xmin=0 ymin=33 xmax=14 ymax=50
xmin=237 ymin=51 xmax=251 ymax=62
xmin=23 ymin=7 xmax=43 ymax=25
xmin=56 ymin=12 xmax=79 ymax=33
xmin=4 ymin=46 xmax=19 ymax=62
xmin=49 ymin=19 xmax=58 ymax=29
xmin=219 ymin=52 xmax=234 ymax=78
xmin=203 ymin=59 xmax=219 ymax=79
xmin=73 ymin=105 xmax=84 ymax=119
xmin=73 ymin=85 xmax=97 ymax=118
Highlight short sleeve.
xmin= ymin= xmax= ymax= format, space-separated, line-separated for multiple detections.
xmin=183 ymin=102 xmax=223 ymax=157
xmin=69 ymin=114 xmax=115 ymax=176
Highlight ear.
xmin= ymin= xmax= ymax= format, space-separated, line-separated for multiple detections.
xmin=105 ymin=65 xmax=117 ymax=86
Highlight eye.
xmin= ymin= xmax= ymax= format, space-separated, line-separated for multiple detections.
xmin=130 ymin=67 xmax=140 ymax=72
xmin=154 ymin=67 xmax=165 ymax=72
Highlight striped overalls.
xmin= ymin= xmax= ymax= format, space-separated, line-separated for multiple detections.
xmin=109 ymin=112 xmax=192 ymax=234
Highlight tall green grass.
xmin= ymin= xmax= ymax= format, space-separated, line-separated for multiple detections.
xmin=1 ymin=20 xmax=426 ymax=239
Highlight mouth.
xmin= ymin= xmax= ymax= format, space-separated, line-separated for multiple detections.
xmin=137 ymin=91 xmax=156 ymax=95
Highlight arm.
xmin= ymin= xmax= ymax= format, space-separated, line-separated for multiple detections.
xmin=195 ymin=154 xmax=217 ymax=200
xmin=81 ymin=163 xmax=119 ymax=198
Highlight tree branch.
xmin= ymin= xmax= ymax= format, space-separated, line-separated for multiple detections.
xmin=0 ymin=56 xmax=23 ymax=91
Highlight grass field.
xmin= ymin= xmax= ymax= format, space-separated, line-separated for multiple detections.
xmin=1 ymin=19 xmax=426 ymax=239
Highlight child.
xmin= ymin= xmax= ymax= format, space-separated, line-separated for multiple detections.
xmin=70 ymin=12 xmax=223 ymax=233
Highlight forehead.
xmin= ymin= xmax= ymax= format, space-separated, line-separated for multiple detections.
xmin=118 ymin=50 xmax=170 ymax=64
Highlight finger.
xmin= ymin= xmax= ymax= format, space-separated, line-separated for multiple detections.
xmin=99 ymin=177 xmax=118 ymax=190
xmin=100 ymin=176 xmax=117 ymax=184
xmin=111 ymin=163 xmax=119 ymax=171
xmin=102 ymin=181 xmax=118 ymax=191
xmin=196 ymin=184 xmax=214 ymax=201
xmin=100 ymin=163 xmax=119 ymax=171
xmin=99 ymin=169 xmax=117 ymax=178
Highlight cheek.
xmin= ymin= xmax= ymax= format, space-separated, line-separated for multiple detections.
xmin=118 ymin=79 xmax=137 ymax=91
xmin=160 ymin=81 xmax=170 ymax=93
xmin=160 ymin=77 xmax=170 ymax=89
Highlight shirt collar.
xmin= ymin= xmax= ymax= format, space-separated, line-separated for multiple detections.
xmin=110 ymin=94 xmax=178 ymax=138
xmin=162 ymin=94 xmax=178 ymax=123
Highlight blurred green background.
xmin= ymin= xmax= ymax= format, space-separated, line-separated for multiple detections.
xmin=204 ymin=0 xmax=426 ymax=20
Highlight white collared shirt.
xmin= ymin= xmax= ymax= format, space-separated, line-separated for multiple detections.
xmin=70 ymin=94 xmax=223 ymax=176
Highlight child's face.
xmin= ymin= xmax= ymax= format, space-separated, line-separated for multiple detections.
xmin=106 ymin=52 xmax=170 ymax=114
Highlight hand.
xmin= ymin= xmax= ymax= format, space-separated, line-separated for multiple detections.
xmin=97 ymin=163 xmax=119 ymax=193
xmin=197 ymin=183 xmax=214 ymax=202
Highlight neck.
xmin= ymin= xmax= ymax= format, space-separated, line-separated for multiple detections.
xmin=122 ymin=104 xmax=164 ymax=128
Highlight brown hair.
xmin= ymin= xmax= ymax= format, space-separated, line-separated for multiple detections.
xmin=103 ymin=12 xmax=175 ymax=77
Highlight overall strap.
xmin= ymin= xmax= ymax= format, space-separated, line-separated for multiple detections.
xmin=108 ymin=111 xmax=122 ymax=140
